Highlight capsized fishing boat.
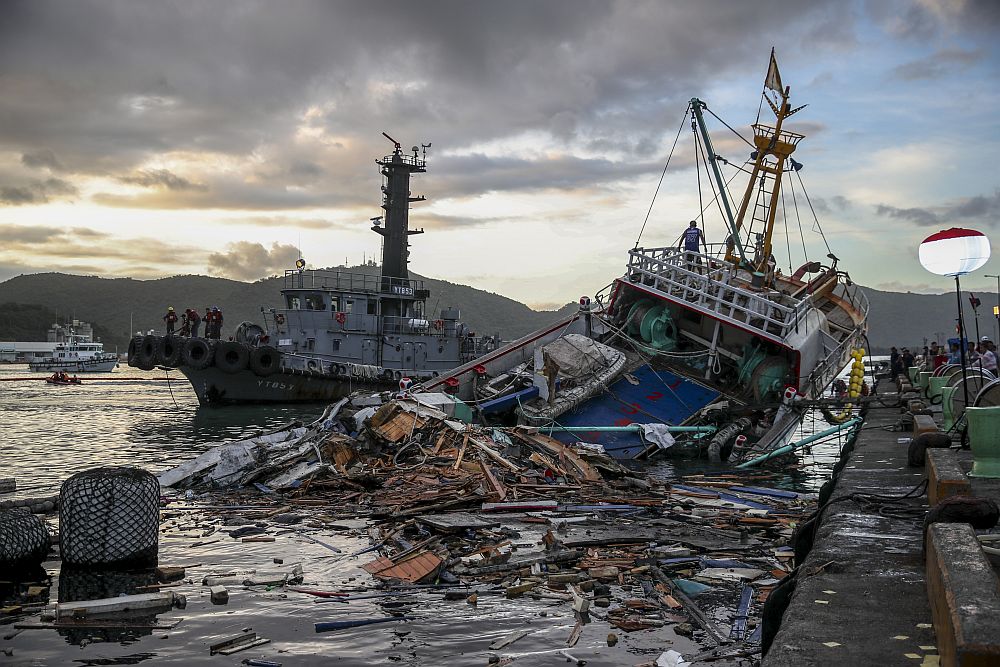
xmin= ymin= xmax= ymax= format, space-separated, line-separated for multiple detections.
xmin=28 ymin=335 xmax=117 ymax=373
xmin=418 ymin=51 xmax=869 ymax=463
xmin=127 ymin=135 xmax=498 ymax=405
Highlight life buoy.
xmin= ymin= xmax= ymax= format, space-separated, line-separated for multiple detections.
xmin=306 ymin=359 xmax=320 ymax=372
xmin=433 ymin=319 xmax=444 ymax=330
xmin=335 ymin=312 xmax=347 ymax=325
xmin=275 ymin=313 xmax=286 ymax=325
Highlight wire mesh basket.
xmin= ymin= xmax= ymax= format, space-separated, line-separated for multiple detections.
xmin=0 ymin=508 xmax=51 ymax=570
xmin=60 ymin=467 xmax=159 ymax=567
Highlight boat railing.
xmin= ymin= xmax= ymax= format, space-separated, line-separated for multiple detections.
xmin=802 ymin=281 xmax=870 ymax=396
xmin=381 ymin=316 xmax=445 ymax=336
xmin=626 ymin=247 xmax=806 ymax=342
xmin=284 ymin=269 xmax=424 ymax=295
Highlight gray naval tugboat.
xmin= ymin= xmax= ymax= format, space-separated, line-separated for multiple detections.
xmin=128 ymin=134 xmax=498 ymax=404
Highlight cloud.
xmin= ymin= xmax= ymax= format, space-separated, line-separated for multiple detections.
xmin=874 ymin=190 xmax=1000 ymax=227
xmin=21 ymin=148 xmax=63 ymax=170
xmin=117 ymin=168 xmax=207 ymax=191
xmin=889 ymin=48 xmax=983 ymax=81
xmin=0 ymin=177 xmax=77 ymax=205
xmin=0 ymin=223 xmax=65 ymax=243
xmin=223 ymin=216 xmax=337 ymax=230
xmin=206 ymin=241 xmax=300 ymax=280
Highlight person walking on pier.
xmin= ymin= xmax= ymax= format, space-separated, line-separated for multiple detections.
xmin=163 ymin=306 xmax=177 ymax=335
xmin=890 ymin=347 xmax=900 ymax=376
xmin=901 ymin=348 xmax=915 ymax=371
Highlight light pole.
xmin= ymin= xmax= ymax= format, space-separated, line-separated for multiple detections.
xmin=985 ymin=274 xmax=1000 ymax=343
xmin=919 ymin=228 xmax=991 ymax=445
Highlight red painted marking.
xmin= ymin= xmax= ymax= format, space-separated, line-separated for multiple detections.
xmin=646 ymin=391 xmax=663 ymax=401
xmin=614 ymin=418 xmax=633 ymax=427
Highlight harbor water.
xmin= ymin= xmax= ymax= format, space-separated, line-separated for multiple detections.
xmin=0 ymin=362 xmax=859 ymax=666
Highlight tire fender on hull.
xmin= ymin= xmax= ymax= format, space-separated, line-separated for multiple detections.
xmin=136 ymin=336 xmax=158 ymax=371
xmin=249 ymin=346 xmax=281 ymax=377
xmin=215 ymin=341 xmax=249 ymax=374
xmin=182 ymin=338 xmax=214 ymax=370
xmin=156 ymin=335 xmax=184 ymax=368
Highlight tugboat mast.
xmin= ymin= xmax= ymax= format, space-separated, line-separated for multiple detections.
xmin=373 ymin=132 xmax=427 ymax=318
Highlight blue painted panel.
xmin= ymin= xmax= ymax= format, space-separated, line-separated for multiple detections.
xmin=551 ymin=365 xmax=720 ymax=459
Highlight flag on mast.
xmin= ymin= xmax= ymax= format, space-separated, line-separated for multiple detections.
xmin=765 ymin=48 xmax=783 ymax=93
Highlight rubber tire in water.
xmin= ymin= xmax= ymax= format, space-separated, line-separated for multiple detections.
xmin=156 ymin=335 xmax=184 ymax=368
xmin=182 ymin=338 xmax=214 ymax=370
xmin=249 ymin=345 xmax=280 ymax=377
xmin=136 ymin=336 xmax=159 ymax=370
xmin=215 ymin=341 xmax=249 ymax=374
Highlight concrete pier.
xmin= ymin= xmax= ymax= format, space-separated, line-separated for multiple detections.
xmin=765 ymin=404 xmax=938 ymax=666
xmin=765 ymin=400 xmax=1000 ymax=667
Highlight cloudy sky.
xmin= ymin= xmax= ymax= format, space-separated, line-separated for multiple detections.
xmin=1 ymin=0 xmax=998 ymax=309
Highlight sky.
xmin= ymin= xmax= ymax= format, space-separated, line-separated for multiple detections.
xmin=1 ymin=0 xmax=999 ymax=310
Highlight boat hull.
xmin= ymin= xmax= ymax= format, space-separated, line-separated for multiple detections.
xmin=28 ymin=358 xmax=118 ymax=373
xmin=178 ymin=366 xmax=391 ymax=406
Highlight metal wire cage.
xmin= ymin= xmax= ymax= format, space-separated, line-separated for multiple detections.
xmin=0 ymin=508 xmax=51 ymax=570
xmin=60 ymin=467 xmax=159 ymax=567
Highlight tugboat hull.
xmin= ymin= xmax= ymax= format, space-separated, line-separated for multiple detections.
xmin=178 ymin=366 xmax=390 ymax=406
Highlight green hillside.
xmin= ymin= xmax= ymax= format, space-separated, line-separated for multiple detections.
xmin=0 ymin=268 xmax=576 ymax=350
xmin=0 ymin=302 xmax=119 ymax=345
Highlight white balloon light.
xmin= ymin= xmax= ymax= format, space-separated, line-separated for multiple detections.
xmin=918 ymin=228 xmax=991 ymax=277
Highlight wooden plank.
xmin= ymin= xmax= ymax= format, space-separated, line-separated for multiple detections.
xmin=415 ymin=512 xmax=500 ymax=533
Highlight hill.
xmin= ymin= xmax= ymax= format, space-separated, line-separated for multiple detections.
xmin=0 ymin=269 xmax=576 ymax=351
xmin=0 ymin=271 xmax=992 ymax=355
xmin=0 ymin=302 xmax=120 ymax=345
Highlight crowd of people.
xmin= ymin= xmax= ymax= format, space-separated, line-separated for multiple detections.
xmin=890 ymin=337 xmax=998 ymax=376
xmin=163 ymin=306 xmax=224 ymax=339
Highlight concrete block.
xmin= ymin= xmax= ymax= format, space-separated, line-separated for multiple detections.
xmin=925 ymin=523 xmax=1000 ymax=666
xmin=210 ymin=585 xmax=229 ymax=605
xmin=927 ymin=449 xmax=972 ymax=506
xmin=913 ymin=414 xmax=939 ymax=437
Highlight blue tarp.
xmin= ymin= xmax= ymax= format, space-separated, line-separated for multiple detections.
xmin=552 ymin=365 xmax=720 ymax=459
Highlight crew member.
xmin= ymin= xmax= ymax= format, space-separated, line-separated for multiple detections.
xmin=213 ymin=307 xmax=223 ymax=339
xmin=179 ymin=310 xmax=191 ymax=337
xmin=163 ymin=306 xmax=178 ymax=334
xmin=189 ymin=308 xmax=201 ymax=338
xmin=679 ymin=220 xmax=706 ymax=266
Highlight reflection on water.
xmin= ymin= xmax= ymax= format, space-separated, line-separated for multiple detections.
xmin=0 ymin=365 xmax=323 ymax=497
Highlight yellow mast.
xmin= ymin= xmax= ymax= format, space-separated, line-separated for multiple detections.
xmin=725 ymin=50 xmax=805 ymax=273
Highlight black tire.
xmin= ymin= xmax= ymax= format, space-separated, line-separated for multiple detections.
xmin=156 ymin=335 xmax=184 ymax=368
xmin=136 ymin=336 xmax=158 ymax=370
xmin=182 ymin=338 xmax=214 ymax=370
xmin=215 ymin=341 xmax=249 ymax=374
xmin=126 ymin=336 xmax=142 ymax=367
xmin=249 ymin=346 xmax=280 ymax=377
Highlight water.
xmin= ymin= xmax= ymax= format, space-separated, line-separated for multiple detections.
xmin=0 ymin=364 xmax=324 ymax=497
xmin=0 ymin=362 xmax=853 ymax=665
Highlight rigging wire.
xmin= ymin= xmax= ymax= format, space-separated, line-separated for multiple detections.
xmin=693 ymin=117 xmax=704 ymax=228
xmin=781 ymin=183 xmax=793 ymax=274
xmin=635 ymin=105 xmax=691 ymax=248
xmin=788 ymin=169 xmax=809 ymax=263
xmin=693 ymin=128 xmax=729 ymax=255
xmin=795 ymin=170 xmax=833 ymax=256
xmin=705 ymin=106 xmax=755 ymax=149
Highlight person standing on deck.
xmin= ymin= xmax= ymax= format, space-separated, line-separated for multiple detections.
xmin=163 ymin=306 xmax=177 ymax=335
xmin=901 ymin=348 xmax=915 ymax=370
xmin=189 ymin=308 xmax=201 ymax=338
xmin=212 ymin=306 xmax=223 ymax=339
xmin=679 ymin=220 xmax=706 ymax=271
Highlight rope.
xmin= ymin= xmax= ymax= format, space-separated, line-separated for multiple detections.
xmin=635 ymin=105 xmax=691 ymax=248
xmin=781 ymin=182 xmax=792 ymax=274
xmin=164 ymin=368 xmax=179 ymax=409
